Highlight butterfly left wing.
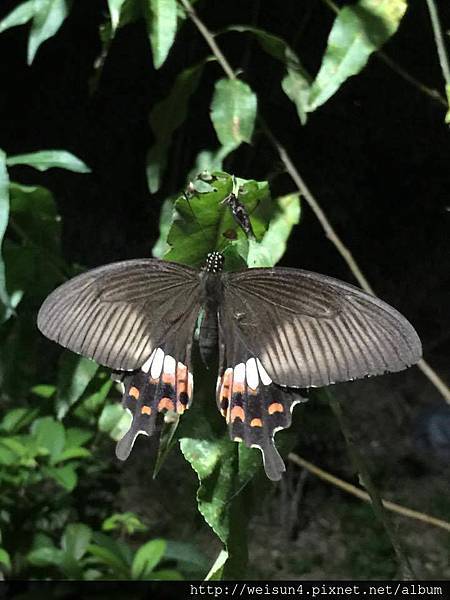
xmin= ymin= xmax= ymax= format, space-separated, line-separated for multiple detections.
xmin=114 ymin=343 xmax=195 ymax=460
xmin=37 ymin=259 xmax=201 ymax=371
xmin=217 ymin=305 xmax=307 ymax=481
xmin=37 ymin=258 xmax=202 ymax=462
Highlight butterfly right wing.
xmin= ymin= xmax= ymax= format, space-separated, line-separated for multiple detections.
xmin=37 ymin=259 xmax=202 ymax=371
xmin=222 ymin=267 xmax=422 ymax=389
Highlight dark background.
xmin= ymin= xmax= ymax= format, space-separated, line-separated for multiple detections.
xmin=0 ymin=0 xmax=448 ymax=579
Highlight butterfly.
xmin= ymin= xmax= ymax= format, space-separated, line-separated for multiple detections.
xmin=37 ymin=251 xmax=422 ymax=480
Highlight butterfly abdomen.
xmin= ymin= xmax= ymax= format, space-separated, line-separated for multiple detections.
xmin=199 ymin=269 xmax=223 ymax=364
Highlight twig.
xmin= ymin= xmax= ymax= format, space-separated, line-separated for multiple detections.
xmin=178 ymin=0 xmax=450 ymax=405
xmin=326 ymin=392 xmax=416 ymax=580
xmin=261 ymin=125 xmax=450 ymax=404
xmin=178 ymin=0 xmax=236 ymax=81
xmin=288 ymin=452 xmax=450 ymax=534
xmin=425 ymin=0 xmax=450 ymax=89
xmin=378 ymin=51 xmax=447 ymax=108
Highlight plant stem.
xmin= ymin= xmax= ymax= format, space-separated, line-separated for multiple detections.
xmin=178 ymin=0 xmax=236 ymax=81
xmin=425 ymin=0 xmax=450 ymax=88
xmin=378 ymin=51 xmax=447 ymax=108
xmin=326 ymin=391 xmax=416 ymax=580
xmin=288 ymin=452 xmax=450 ymax=533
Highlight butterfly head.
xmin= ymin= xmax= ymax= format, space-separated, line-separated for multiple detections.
xmin=205 ymin=252 xmax=225 ymax=273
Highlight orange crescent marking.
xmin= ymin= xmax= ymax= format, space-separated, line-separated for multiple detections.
xmin=250 ymin=418 xmax=263 ymax=427
xmin=158 ymin=397 xmax=175 ymax=412
xmin=268 ymin=402 xmax=284 ymax=414
xmin=176 ymin=400 xmax=185 ymax=414
xmin=230 ymin=406 xmax=245 ymax=422
xmin=129 ymin=386 xmax=140 ymax=400
xmin=141 ymin=405 xmax=152 ymax=415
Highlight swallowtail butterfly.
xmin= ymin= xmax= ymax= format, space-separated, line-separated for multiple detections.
xmin=37 ymin=252 xmax=422 ymax=480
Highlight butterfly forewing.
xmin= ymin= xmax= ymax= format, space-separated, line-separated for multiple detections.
xmin=222 ymin=268 xmax=422 ymax=389
xmin=37 ymin=259 xmax=202 ymax=371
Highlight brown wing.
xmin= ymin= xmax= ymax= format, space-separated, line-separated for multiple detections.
xmin=37 ymin=259 xmax=201 ymax=371
xmin=222 ymin=267 xmax=422 ymax=388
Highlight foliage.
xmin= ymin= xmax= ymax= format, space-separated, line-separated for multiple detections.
xmin=0 ymin=0 xmax=439 ymax=581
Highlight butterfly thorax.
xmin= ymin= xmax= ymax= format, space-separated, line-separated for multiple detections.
xmin=198 ymin=252 xmax=225 ymax=364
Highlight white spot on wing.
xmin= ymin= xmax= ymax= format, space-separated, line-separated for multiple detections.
xmin=141 ymin=349 xmax=156 ymax=373
xmin=256 ymin=358 xmax=272 ymax=385
xmin=234 ymin=362 xmax=245 ymax=383
xmin=163 ymin=354 xmax=176 ymax=375
xmin=246 ymin=357 xmax=259 ymax=390
xmin=150 ymin=347 xmax=164 ymax=379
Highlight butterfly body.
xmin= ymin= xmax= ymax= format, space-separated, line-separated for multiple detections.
xmin=37 ymin=251 xmax=422 ymax=481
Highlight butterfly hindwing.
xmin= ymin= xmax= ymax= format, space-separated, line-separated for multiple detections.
xmin=37 ymin=259 xmax=201 ymax=371
xmin=217 ymin=313 xmax=307 ymax=481
xmin=115 ymin=341 xmax=195 ymax=460
xmin=222 ymin=268 xmax=422 ymax=389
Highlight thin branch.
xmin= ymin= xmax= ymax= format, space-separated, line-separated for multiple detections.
xmin=378 ymin=51 xmax=447 ymax=108
xmin=260 ymin=122 xmax=375 ymax=294
xmin=425 ymin=0 xmax=450 ymax=88
xmin=326 ymin=392 xmax=416 ymax=580
xmin=261 ymin=125 xmax=450 ymax=404
xmin=288 ymin=452 xmax=450 ymax=534
xmin=179 ymin=0 xmax=450 ymax=405
xmin=178 ymin=0 xmax=236 ymax=81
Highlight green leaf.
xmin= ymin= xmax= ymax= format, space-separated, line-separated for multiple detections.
xmin=56 ymin=353 xmax=99 ymax=419
xmin=0 ymin=407 xmax=39 ymax=433
xmin=27 ymin=0 xmax=72 ymax=64
xmin=205 ymin=549 xmax=228 ymax=580
xmin=7 ymin=150 xmax=90 ymax=173
xmin=164 ymin=172 xmax=270 ymax=267
xmin=151 ymin=568 xmax=183 ymax=580
xmin=308 ymin=0 xmax=407 ymax=112
xmin=146 ymin=62 xmax=204 ymax=193
xmin=61 ymin=523 xmax=92 ymax=560
xmin=102 ymin=512 xmax=147 ymax=535
xmin=56 ymin=446 xmax=91 ymax=462
xmin=180 ymin=438 xmax=259 ymax=578
xmin=131 ymin=539 xmax=166 ymax=580
xmin=27 ymin=545 xmax=64 ymax=567
xmin=225 ymin=26 xmax=311 ymax=125
xmin=211 ymin=79 xmax=257 ymax=150
xmin=0 ymin=548 xmax=11 ymax=570
xmin=0 ymin=149 xmax=12 ymax=323
xmin=282 ymin=68 xmax=311 ymax=126
xmin=143 ymin=0 xmax=177 ymax=69
xmin=31 ymin=384 xmax=56 ymax=398
xmin=165 ymin=540 xmax=209 ymax=573
xmin=8 ymin=183 xmax=62 ymax=256
xmin=107 ymin=0 xmax=127 ymax=31
xmin=98 ymin=403 xmax=131 ymax=442
xmin=247 ymin=193 xmax=301 ymax=267
xmin=0 ymin=1 xmax=34 ymax=33
xmin=65 ymin=427 xmax=93 ymax=448
xmin=152 ymin=196 xmax=175 ymax=257
xmin=87 ymin=540 xmax=130 ymax=577
xmin=32 ymin=416 xmax=66 ymax=463
xmin=43 ymin=464 xmax=77 ymax=491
